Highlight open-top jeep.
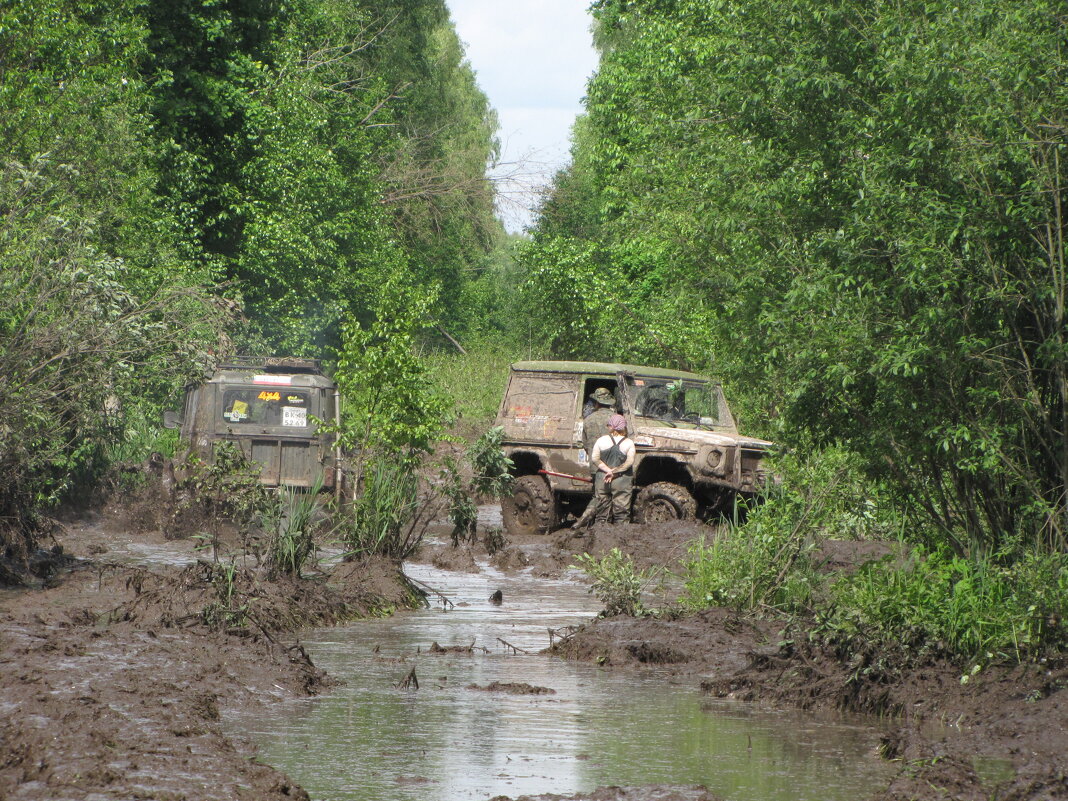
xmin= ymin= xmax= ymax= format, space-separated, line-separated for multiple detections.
xmin=164 ymin=356 xmax=341 ymax=491
xmin=495 ymin=361 xmax=774 ymax=535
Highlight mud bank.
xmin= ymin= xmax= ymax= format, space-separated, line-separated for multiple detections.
xmin=0 ymin=519 xmax=415 ymax=801
xmin=544 ymin=580 xmax=1067 ymax=800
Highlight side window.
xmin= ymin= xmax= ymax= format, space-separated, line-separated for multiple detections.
xmin=579 ymin=378 xmax=620 ymax=417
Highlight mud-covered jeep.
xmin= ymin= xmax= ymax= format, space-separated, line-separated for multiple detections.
xmin=164 ymin=356 xmax=340 ymax=491
xmin=495 ymin=361 xmax=773 ymax=534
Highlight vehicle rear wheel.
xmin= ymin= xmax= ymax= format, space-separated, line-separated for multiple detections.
xmin=634 ymin=482 xmax=697 ymax=524
xmin=502 ymin=475 xmax=557 ymax=536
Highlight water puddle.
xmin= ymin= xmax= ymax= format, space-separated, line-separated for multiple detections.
xmin=230 ymin=560 xmax=894 ymax=800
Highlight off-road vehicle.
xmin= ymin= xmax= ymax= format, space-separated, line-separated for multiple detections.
xmin=164 ymin=356 xmax=341 ymax=490
xmin=495 ymin=361 xmax=774 ymax=534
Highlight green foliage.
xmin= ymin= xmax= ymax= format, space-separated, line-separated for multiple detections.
xmin=529 ymin=0 xmax=1068 ymax=556
xmin=333 ymin=276 xmax=451 ymax=458
xmin=681 ymin=452 xmax=902 ymax=614
xmin=821 ymin=548 xmax=1068 ymax=664
xmin=681 ymin=451 xmax=1068 ymax=663
xmin=178 ymin=443 xmax=279 ymax=561
xmin=265 ymin=479 xmax=325 ymax=577
xmin=438 ymin=427 xmax=514 ymax=547
xmin=0 ymin=159 xmax=227 ymax=551
xmin=334 ymin=459 xmax=426 ymax=560
xmin=423 ymin=346 xmax=517 ymax=426
xmin=439 ymin=458 xmax=477 ymax=547
xmin=142 ymin=0 xmax=502 ymax=353
xmin=467 ymin=427 xmax=514 ymax=498
xmin=682 ymin=522 xmax=817 ymax=616
xmin=574 ymin=548 xmax=649 ymax=618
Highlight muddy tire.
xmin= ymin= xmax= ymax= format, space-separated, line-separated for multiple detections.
xmin=634 ymin=482 xmax=696 ymax=524
xmin=503 ymin=475 xmax=557 ymax=536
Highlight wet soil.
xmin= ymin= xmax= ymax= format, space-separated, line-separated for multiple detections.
xmin=410 ymin=492 xmax=1067 ymax=801
xmin=5 ymin=468 xmax=1065 ymax=801
xmin=471 ymin=525 xmax=1066 ymax=801
xmin=0 ymin=504 xmax=416 ymax=801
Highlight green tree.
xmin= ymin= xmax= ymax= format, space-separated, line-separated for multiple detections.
xmin=526 ymin=0 xmax=1068 ymax=554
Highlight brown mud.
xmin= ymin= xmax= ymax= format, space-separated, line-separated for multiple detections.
xmin=0 ymin=501 xmax=415 ymax=801
xmin=489 ymin=789 xmax=721 ymax=801
xmin=5 ymin=469 xmax=1066 ymax=801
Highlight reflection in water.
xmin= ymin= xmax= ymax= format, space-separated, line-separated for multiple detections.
xmin=231 ymin=560 xmax=893 ymax=800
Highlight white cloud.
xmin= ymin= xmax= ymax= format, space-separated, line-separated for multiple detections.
xmin=446 ymin=0 xmax=598 ymax=230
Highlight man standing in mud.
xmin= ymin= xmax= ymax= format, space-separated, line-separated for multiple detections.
xmin=590 ymin=414 xmax=635 ymax=525
xmin=573 ymin=388 xmax=617 ymax=528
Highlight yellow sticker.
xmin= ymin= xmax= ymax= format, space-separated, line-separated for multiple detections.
xmin=258 ymin=391 xmax=281 ymax=402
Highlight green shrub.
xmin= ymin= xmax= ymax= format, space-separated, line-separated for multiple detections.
xmin=822 ymin=548 xmax=1068 ymax=663
xmin=178 ymin=443 xmax=280 ymax=561
xmin=574 ymin=548 xmax=650 ymax=617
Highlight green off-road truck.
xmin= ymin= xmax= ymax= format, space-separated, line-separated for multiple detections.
xmin=495 ymin=361 xmax=774 ymax=535
xmin=164 ymin=356 xmax=341 ymax=491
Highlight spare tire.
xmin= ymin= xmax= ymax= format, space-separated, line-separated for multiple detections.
xmin=502 ymin=475 xmax=557 ymax=536
xmin=634 ymin=482 xmax=696 ymax=524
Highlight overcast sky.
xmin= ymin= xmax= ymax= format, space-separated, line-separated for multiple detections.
xmin=445 ymin=0 xmax=599 ymax=232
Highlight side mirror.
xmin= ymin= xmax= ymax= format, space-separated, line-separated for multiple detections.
xmin=163 ymin=410 xmax=182 ymax=430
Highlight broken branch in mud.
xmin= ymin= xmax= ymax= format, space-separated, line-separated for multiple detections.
xmin=548 ymin=625 xmax=579 ymax=648
xmin=405 ymin=574 xmax=454 ymax=610
xmin=496 ymin=637 xmax=530 ymax=655
xmin=426 ymin=640 xmax=488 ymax=654
xmin=396 ymin=666 xmax=419 ymax=689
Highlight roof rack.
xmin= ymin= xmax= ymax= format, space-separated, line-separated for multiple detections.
xmin=216 ymin=356 xmax=324 ymax=375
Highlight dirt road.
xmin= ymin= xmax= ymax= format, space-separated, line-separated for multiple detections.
xmin=3 ymin=504 xmax=1066 ymax=801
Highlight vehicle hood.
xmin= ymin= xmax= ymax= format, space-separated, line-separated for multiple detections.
xmin=632 ymin=423 xmax=774 ymax=451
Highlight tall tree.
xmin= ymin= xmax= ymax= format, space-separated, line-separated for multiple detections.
xmin=524 ymin=0 xmax=1068 ymax=552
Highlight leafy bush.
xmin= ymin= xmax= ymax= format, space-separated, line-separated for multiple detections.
xmin=0 ymin=158 xmax=228 ymax=579
xmin=440 ymin=426 xmax=514 ymax=547
xmin=467 ymin=426 xmax=515 ymax=498
xmin=332 ymin=276 xmax=451 ymax=459
xmin=574 ymin=548 xmax=650 ymax=617
xmin=822 ymin=548 xmax=1068 ymax=663
xmin=440 ymin=456 xmax=478 ymax=547
xmin=176 ymin=444 xmax=279 ymax=561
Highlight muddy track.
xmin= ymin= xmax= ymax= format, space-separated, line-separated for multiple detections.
xmin=417 ymin=517 xmax=1068 ymax=801
xmin=0 ymin=506 xmax=417 ymax=801
xmin=5 ymin=494 xmax=1066 ymax=801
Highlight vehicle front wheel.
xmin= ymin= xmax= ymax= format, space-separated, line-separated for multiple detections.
xmin=633 ymin=482 xmax=697 ymax=524
xmin=502 ymin=475 xmax=557 ymax=536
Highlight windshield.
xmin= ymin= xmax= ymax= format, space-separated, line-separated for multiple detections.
xmin=221 ymin=388 xmax=311 ymax=428
xmin=624 ymin=376 xmax=730 ymax=428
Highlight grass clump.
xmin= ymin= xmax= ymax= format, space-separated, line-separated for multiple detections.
xmin=264 ymin=477 xmax=324 ymax=577
xmin=335 ymin=459 xmax=429 ymax=561
xmin=423 ymin=347 xmax=516 ymax=426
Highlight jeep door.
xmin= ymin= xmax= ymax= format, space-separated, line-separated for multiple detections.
xmin=498 ymin=369 xmax=585 ymax=485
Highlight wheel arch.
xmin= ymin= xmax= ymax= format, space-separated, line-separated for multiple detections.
xmin=508 ymin=449 xmax=545 ymax=477
xmin=634 ymin=455 xmax=692 ymax=489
